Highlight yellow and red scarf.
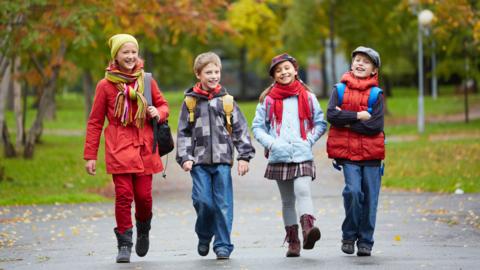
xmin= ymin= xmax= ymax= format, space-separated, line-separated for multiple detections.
xmin=105 ymin=60 xmax=147 ymax=128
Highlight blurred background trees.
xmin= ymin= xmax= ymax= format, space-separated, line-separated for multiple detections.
xmin=1 ymin=0 xmax=479 ymax=158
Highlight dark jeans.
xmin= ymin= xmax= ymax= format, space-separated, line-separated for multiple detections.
xmin=341 ymin=164 xmax=381 ymax=249
xmin=190 ymin=164 xmax=234 ymax=255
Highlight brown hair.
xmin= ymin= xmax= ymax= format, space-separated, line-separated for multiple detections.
xmin=258 ymin=79 xmax=313 ymax=103
xmin=193 ymin=52 xmax=222 ymax=75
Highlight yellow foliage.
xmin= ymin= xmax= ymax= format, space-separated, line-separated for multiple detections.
xmin=227 ymin=0 xmax=283 ymax=63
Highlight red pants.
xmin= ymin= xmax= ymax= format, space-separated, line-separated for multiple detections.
xmin=113 ymin=173 xmax=153 ymax=234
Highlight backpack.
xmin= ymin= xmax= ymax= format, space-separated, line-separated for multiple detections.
xmin=184 ymin=94 xmax=235 ymax=135
xmin=144 ymin=73 xmax=174 ymax=158
xmin=335 ymin=83 xmax=382 ymax=113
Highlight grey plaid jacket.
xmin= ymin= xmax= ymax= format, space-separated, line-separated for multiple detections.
xmin=176 ymin=87 xmax=255 ymax=167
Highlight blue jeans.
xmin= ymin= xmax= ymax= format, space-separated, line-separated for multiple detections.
xmin=341 ymin=164 xmax=381 ymax=249
xmin=190 ymin=164 xmax=234 ymax=255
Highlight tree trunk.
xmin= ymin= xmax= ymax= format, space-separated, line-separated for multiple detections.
xmin=12 ymin=56 xmax=23 ymax=150
xmin=239 ymin=46 xmax=247 ymax=99
xmin=320 ymin=40 xmax=328 ymax=98
xmin=22 ymin=83 xmax=28 ymax=145
xmin=83 ymin=70 xmax=94 ymax=121
xmin=7 ymin=65 xmax=14 ymax=111
xmin=382 ymin=74 xmax=392 ymax=115
xmin=24 ymin=44 xmax=66 ymax=158
xmin=329 ymin=0 xmax=337 ymax=84
xmin=0 ymin=57 xmax=9 ymax=86
xmin=2 ymin=122 xmax=16 ymax=157
xmin=44 ymin=90 xmax=56 ymax=120
xmin=24 ymin=78 xmax=56 ymax=158
xmin=0 ymin=60 xmax=10 ymax=138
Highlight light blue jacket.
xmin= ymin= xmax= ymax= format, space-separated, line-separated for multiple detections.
xmin=252 ymin=92 xmax=327 ymax=164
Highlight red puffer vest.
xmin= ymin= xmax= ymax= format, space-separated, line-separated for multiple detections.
xmin=327 ymin=72 xmax=385 ymax=161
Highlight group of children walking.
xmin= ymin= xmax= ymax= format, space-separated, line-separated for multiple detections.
xmin=83 ymin=34 xmax=385 ymax=263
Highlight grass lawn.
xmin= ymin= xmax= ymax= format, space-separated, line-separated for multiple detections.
xmin=384 ymin=137 xmax=480 ymax=193
xmin=0 ymin=136 xmax=110 ymax=205
xmin=0 ymin=88 xmax=479 ymax=205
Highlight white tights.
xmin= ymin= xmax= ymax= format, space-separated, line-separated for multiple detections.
xmin=276 ymin=176 xmax=314 ymax=226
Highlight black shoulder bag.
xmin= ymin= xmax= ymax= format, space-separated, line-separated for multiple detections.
xmin=144 ymin=73 xmax=174 ymax=157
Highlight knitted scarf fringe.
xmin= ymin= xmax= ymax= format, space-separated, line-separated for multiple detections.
xmin=106 ymin=63 xmax=147 ymax=128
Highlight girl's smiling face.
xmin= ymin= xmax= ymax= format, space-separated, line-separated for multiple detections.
xmin=273 ymin=61 xmax=297 ymax=85
xmin=115 ymin=42 xmax=138 ymax=73
xmin=351 ymin=53 xmax=377 ymax=78
xmin=196 ymin=62 xmax=221 ymax=91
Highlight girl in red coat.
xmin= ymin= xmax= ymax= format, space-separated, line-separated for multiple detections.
xmin=83 ymin=34 xmax=169 ymax=263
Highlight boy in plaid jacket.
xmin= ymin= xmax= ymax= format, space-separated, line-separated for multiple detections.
xmin=176 ymin=52 xmax=255 ymax=260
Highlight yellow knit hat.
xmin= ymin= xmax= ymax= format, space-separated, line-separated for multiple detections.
xmin=108 ymin=34 xmax=138 ymax=59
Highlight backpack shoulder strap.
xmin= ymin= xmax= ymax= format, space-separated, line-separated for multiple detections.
xmin=335 ymin=83 xmax=346 ymax=106
xmin=144 ymin=72 xmax=153 ymax=106
xmin=184 ymin=96 xmax=197 ymax=123
xmin=222 ymin=94 xmax=234 ymax=135
xmin=264 ymin=95 xmax=274 ymax=123
xmin=307 ymin=92 xmax=315 ymax=121
xmin=367 ymin=87 xmax=383 ymax=113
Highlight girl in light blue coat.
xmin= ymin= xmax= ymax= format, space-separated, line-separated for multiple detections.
xmin=252 ymin=53 xmax=327 ymax=257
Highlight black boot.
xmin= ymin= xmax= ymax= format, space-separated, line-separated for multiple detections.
xmin=135 ymin=217 xmax=151 ymax=257
xmin=114 ymin=228 xmax=133 ymax=263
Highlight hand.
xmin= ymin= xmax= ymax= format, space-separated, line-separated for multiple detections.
xmin=357 ymin=111 xmax=371 ymax=121
xmin=147 ymin=106 xmax=160 ymax=120
xmin=335 ymin=106 xmax=342 ymax=111
xmin=182 ymin=160 xmax=193 ymax=172
xmin=85 ymin=160 xmax=96 ymax=175
xmin=237 ymin=160 xmax=249 ymax=176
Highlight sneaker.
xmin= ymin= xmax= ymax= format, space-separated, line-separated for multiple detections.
xmin=341 ymin=240 xmax=355 ymax=254
xmin=215 ymin=248 xmax=230 ymax=260
xmin=356 ymin=246 xmax=372 ymax=256
xmin=197 ymin=242 xmax=209 ymax=257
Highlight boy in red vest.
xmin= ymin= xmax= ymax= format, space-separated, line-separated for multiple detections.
xmin=326 ymin=46 xmax=384 ymax=257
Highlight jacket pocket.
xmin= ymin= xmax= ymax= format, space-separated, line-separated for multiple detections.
xmin=269 ymin=139 xmax=291 ymax=162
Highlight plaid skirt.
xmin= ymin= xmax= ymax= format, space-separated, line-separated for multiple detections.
xmin=264 ymin=161 xmax=316 ymax=181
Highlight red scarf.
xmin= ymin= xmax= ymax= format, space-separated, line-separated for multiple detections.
xmin=268 ymin=80 xmax=312 ymax=140
xmin=193 ymin=82 xmax=222 ymax=100
xmin=341 ymin=71 xmax=379 ymax=91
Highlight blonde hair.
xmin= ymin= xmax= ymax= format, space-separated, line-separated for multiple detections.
xmin=258 ymin=78 xmax=313 ymax=103
xmin=193 ymin=52 xmax=222 ymax=75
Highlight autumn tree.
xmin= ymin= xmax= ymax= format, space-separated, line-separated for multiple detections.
xmin=1 ymin=0 xmax=233 ymax=158
xmin=227 ymin=0 xmax=284 ymax=97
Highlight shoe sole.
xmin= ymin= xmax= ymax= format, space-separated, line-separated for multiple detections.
xmin=357 ymin=251 xmax=371 ymax=256
xmin=286 ymin=252 xmax=300 ymax=257
xmin=216 ymin=256 xmax=230 ymax=260
xmin=116 ymin=258 xmax=130 ymax=263
xmin=303 ymin=228 xmax=321 ymax=249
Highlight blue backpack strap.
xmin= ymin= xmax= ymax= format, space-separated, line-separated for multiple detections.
xmin=367 ymin=87 xmax=383 ymax=113
xmin=335 ymin=83 xmax=346 ymax=106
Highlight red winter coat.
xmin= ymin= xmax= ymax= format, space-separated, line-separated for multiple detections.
xmin=83 ymin=78 xmax=169 ymax=175
xmin=327 ymin=73 xmax=385 ymax=161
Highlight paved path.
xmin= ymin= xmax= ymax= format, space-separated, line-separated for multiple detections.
xmin=1 ymin=140 xmax=480 ymax=269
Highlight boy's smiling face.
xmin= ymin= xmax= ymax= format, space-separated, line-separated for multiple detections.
xmin=196 ymin=62 xmax=221 ymax=91
xmin=273 ymin=61 xmax=297 ymax=85
xmin=351 ymin=53 xmax=378 ymax=78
